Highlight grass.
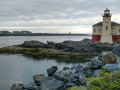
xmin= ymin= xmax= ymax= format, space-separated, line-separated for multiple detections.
xmin=0 ymin=45 xmax=98 ymax=63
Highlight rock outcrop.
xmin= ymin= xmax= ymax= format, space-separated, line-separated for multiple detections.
xmin=21 ymin=40 xmax=50 ymax=48
xmin=47 ymin=38 xmax=114 ymax=53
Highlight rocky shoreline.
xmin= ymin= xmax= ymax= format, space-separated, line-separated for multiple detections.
xmin=10 ymin=44 xmax=120 ymax=90
xmin=0 ymin=39 xmax=114 ymax=62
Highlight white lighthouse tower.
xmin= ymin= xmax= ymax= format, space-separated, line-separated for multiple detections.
xmin=100 ymin=8 xmax=113 ymax=43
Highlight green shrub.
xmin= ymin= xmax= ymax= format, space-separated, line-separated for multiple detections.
xmin=68 ymin=86 xmax=87 ymax=90
xmin=89 ymin=71 xmax=120 ymax=90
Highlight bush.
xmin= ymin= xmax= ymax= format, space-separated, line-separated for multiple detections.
xmin=89 ymin=71 xmax=120 ymax=90
xmin=68 ymin=86 xmax=87 ymax=90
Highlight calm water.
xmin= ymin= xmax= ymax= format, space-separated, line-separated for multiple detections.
xmin=0 ymin=36 xmax=91 ymax=90
xmin=0 ymin=36 xmax=91 ymax=47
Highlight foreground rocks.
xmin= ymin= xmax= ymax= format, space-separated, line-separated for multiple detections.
xmin=10 ymin=43 xmax=120 ymax=90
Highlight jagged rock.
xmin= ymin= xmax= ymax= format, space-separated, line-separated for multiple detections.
xmin=47 ymin=38 xmax=113 ymax=53
xmin=83 ymin=67 xmax=93 ymax=77
xmin=113 ymin=44 xmax=120 ymax=57
xmin=47 ymin=66 xmax=58 ymax=76
xmin=63 ymin=67 xmax=70 ymax=70
xmin=10 ymin=83 xmax=23 ymax=90
xmin=64 ymin=82 xmax=77 ymax=89
xmin=102 ymin=64 xmax=119 ymax=72
xmin=39 ymin=77 xmax=64 ymax=90
xmin=22 ymin=82 xmax=38 ymax=90
xmin=89 ymin=57 xmax=102 ymax=70
xmin=93 ymin=70 xmax=101 ymax=77
xmin=72 ymin=64 xmax=85 ymax=73
xmin=21 ymin=40 xmax=50 ymax=48
xmin=102 ymin=53 xmax=116 ymax=65
xmin=33 ymin=74 xmax=46 ymax=86
xmin=67 ymin=72 xmax=86 ymax=86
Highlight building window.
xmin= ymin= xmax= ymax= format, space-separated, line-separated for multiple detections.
xmin=119 ymin=29 xmax=120 ymax=33
xmin=99 ymin=29 xmax=101 ymax=33
xmin=94 ymin=29 xmax=96 ymax=33
xmin=106 ymin=26 xmax=108 ymax=30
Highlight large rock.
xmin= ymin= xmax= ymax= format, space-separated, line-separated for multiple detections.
xmin=102 ymin=64 xmax=119 ymax=72
xmin=39 ymin=77 xmax=64 ymax=90
xmin=47 ymin=66 xmax=58 ymax=76
xmin=10 ymin=83 xmax=23 ymax=90
xmin=64 ymin=82 xmax=77 ymax=89
xmin=33 ymin=74 xmax=46 ymax=86
xmin=113 ymin=44 xmax=120 ymax=57
xmin=89 ymin=57 xmax=102 ymax=70
xmin=21 ymin=40 xmax=50 ymax=48
xmin=72 ymin=64 xmax=84 ymax=72
xmin=22 ymin=82 xmax=38 ymax=90
xmin=93 ymin=70 xmax=101 ymax=77
xmin=67 ymin=72 xmax=86 ymax=86
xmin=102 ymin=52 xmax=116 ymax=65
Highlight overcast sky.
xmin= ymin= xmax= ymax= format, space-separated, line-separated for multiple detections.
xmin=0 ymin=0 xmax=120 ymax=33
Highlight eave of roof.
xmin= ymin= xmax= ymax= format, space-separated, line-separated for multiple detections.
xmin=93 ymin=21 xmax=120 ymax=26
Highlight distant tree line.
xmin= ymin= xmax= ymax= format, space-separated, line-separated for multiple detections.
xmin=0 ymin=30 xmax=90 ymax=36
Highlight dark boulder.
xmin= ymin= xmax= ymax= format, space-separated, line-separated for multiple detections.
xmin=63 ymin=67 xmax=70 ymax=70
xmin=47 ymin=66 xmax=58 ymax=76
xmin=33 ymin=74 xmax=46 ymax=86
xmin=64 ymin=82 xmax=77 ymax=89
xmin=89 ymin=57 xmax=102 ymax=70
xmin=22 ymin=82 xmax=38 ymax=90
xmin=72 ymin=64 xmax=84 ymax=72
xmin=113 ymin=44 xmax=120 ymax=57
xmin=67 ymin=72 xmax=86 ymax=86
xmin=21 ymin=40 xmax=50 ymax=48
xmin=39 ymin=77 xmax=64 ymax=90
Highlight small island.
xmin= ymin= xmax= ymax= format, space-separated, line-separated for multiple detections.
xmin=0 ymin=38 xmax=113 ymax=63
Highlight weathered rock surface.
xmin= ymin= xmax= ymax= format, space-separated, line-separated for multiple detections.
xmin=10 ymin=84 xmax=23 ymax=90
xmin=102 ymin=64 xmax=119 ymax=72
xmin=47 ymin=38 xmax=114 ymax=53
xmin=102 ymin=53 xmax=116 ymax=65
xmin=33 ymin=74 xmax=46 ymax=86
xmin=21 ymin=40 xmax=50 ymax=48
xmin=47 ymin=66 xmax=58 ymax=76
xmin=39 ymin=77 xmax=64 ymax=90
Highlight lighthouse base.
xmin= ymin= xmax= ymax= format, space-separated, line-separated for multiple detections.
xmin=100 ymin=35 xmax=113 ymax=44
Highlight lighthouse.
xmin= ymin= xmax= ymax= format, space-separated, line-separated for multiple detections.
xmin=92 ymin=8 xmax=120 ymax=44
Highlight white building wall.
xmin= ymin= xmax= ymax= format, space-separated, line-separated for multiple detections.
xmin=112 ymin=26 xmax=120 ymax=35
xmin=102 ymin=17 xmax=111 ymax=35
xmin=93 ymin=26 xmax=102 ymax=35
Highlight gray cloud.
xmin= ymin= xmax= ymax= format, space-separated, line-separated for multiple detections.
xmin=0 ymin=0 xmax=120 ymax=33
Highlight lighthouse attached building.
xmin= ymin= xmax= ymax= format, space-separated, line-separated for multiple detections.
xmin=92 ymin=8 xmax=120 ymax=44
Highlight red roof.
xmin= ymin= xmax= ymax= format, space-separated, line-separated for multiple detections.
xmin=93 ymin=21 xmax=120 ymax=26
